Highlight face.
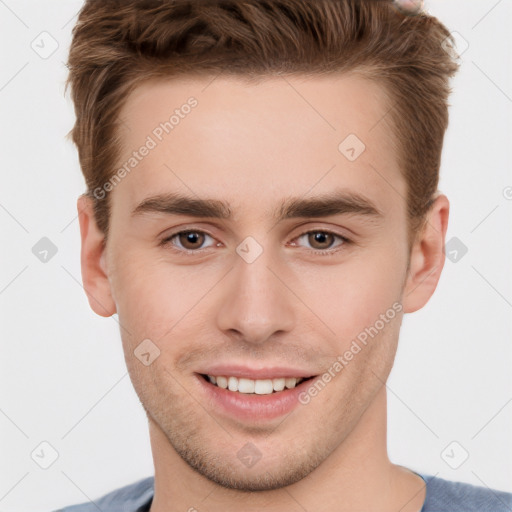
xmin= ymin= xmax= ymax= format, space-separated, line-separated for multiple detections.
xmin=84 ymin=73 xmax=440 ymax=491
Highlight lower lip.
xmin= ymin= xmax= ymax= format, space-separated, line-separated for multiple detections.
xmin=196 ymin=374 xmax=315 ymax=422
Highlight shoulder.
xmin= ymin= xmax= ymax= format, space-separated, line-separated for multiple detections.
xmin=418 ymin=472 xmax=512 ymax=512
xmin=51 ymin=476 xmax=154 ymax=512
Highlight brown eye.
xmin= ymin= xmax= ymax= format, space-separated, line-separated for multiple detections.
xmin=293 ymin=230 xmax=349 ymax=254
xmin=308 ymin=231 xmax=336 ymax=250
xmin=161 ymin=230 xmax=216 ymax=252
xmin=177 ymin=231 xmax=207 ymax=250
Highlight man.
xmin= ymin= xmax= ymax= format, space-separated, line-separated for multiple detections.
xmin=56 ymin=0 xmax=512 ymax=510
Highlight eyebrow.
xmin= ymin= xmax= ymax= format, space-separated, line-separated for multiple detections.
xmin=131 ymin=190 xmax=384 ymax=222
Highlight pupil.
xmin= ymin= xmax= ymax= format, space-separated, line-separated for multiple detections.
xmin=311 ymin=232 xmax=332 ymax=248
xmin=181 ymin=232 xmax=202 ymax=249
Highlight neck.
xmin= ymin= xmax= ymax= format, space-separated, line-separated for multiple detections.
xmin=148 ymin=387 xmax=425 ymax=512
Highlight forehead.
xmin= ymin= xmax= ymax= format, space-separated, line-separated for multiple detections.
xmin=113 ymin=73 xmax=405 ymax=221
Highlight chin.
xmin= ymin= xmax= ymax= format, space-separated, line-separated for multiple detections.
xmin=185 ymin=454 xmax=318 ymax=492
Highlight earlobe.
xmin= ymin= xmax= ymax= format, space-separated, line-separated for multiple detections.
xmin=77 ymin=194 xmax=117 ymax=317
xmin=402 ymin=194 xmax=450 ymax=314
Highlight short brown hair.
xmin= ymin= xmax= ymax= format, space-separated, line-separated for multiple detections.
xmin=66 ymin=0 xmax=459 ymax=245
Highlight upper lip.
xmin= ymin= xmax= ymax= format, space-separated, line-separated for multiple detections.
xmin=197 ymin=365 xmax=317 ymax=380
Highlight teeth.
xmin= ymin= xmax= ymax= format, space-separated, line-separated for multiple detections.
xmin=285 ymin=377 xmax=297 ymax=389
xmin=228 ymin=376 xmax=238 ymax=392
xmin=216 ymin=376 xmax=228 ymax=389
xmin=272 ymin=378 xmax=285 ymax=391
xmin=206 ymin=375 xmax=305 ymax=394
xmin=238 ymin=378 xmax=255 ymax=393
xmin=254 ymin=379 xmax=273 ymax=394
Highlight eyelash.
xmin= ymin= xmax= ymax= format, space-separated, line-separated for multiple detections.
xmin=160 ymin=228 xmax=351 ymax=256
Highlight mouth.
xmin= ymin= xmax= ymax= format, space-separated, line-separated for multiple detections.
xmin=199 ymin=373 xmax=315 ymax=395
xmin=196 ymin=370 xmax=319 ymax=421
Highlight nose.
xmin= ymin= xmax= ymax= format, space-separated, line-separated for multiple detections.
xmin=215 ymin=245 xmax=296 ymax=345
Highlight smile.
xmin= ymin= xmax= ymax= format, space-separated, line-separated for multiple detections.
xmin=202 ymin=374 xmax=312 ymax=395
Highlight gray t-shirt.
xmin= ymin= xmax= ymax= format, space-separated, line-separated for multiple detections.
xmin=53 ymin=471 xmax=512 ymax=512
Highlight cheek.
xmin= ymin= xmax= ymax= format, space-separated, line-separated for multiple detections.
xmin=109 ymin=248 xmax=222 ymax=340
xmin=294 ymin=245 xmax=407 ymax=343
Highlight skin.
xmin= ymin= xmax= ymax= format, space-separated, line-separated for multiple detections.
xmin=78 ymin=73 xmax=449 ymax=512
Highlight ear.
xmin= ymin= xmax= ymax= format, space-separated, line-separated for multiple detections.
xmin=402 ymin=194 xmax=450 ymax=314
xmin=77 ymin=194 xmax=117 ymax=317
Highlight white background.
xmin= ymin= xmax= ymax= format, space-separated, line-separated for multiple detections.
xmin=0 ymin=1 xmax=511 ymax=511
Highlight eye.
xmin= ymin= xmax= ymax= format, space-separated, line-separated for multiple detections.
xmin=161 ymin=230 xmax=217 ymax=252
xmin=292 ymin=230 xmax=350 ymax=254
xmin=160 ymin=228 xmax=351 ymax=256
